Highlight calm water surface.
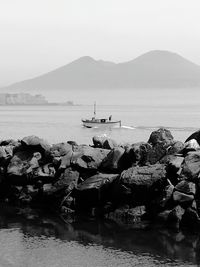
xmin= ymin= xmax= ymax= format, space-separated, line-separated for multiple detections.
xmin=0 ymin=205 xmax=198 ymax=267
xmin=0 ymin=103 xmax=198 ymax=145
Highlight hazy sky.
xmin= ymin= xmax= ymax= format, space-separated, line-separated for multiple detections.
xmin=1 ymin=0 xmax=200 ymax=86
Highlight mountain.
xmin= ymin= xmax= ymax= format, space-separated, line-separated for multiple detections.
xmin=2 ymin=50 xmax=200 ymax=91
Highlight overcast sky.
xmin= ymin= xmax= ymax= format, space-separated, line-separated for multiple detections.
xmin=1 ymin=0 xmax=200 ymax=86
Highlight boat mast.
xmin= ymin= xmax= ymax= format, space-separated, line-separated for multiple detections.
xmin=94 ymin=101 xmax=96 ymax=118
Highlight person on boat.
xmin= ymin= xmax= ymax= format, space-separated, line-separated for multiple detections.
xmin=109 ymin=115 xmax=112 ymax=121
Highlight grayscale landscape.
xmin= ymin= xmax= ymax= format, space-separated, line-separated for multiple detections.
xmin=1 ymin=1 xmax=200 ymax=267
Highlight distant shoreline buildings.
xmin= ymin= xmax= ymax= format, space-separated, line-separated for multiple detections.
xmin=0 ymin=93 xmax=74 ymax=105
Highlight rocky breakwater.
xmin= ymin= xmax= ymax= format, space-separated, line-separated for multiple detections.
xmin=2 ymin=129 xmax=200 ymax=231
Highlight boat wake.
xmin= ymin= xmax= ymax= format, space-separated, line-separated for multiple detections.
xmin=121 ymin=125 xmax=135 ymax=130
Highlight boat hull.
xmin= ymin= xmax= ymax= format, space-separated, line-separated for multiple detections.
xmin=82 ymin=120 xmax=121 ymax=128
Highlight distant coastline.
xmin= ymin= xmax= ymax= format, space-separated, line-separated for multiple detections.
xmin=0 ymin=93 xmax=75 ymax=106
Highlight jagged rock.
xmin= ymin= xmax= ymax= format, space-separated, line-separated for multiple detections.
xmin=52 ymin=167 xmax=79 ymax=195
xmin=159 ymin=183 xmax=174 ymax=208
xmin=50 ymin=142 xmax=72 ymax=157
xmin=120 ymin=164 xmax=166 ymax=204
xmin=166 ymin=156 xmax=184 ymax=176
xmin=119 ymin=142 xmax=151 ymax=169
xmin=30 ymin=163 xmax=56 ymax=183
xmin=71 ymin=145 xmax=109 ymax=171
xmin=148 ymin=142 xmax=171 ymax=164
xmin=181 ymin=151 xmax=200 ymax=180
xmin=75 ymin=173 xmax=119 ymax=209
xmin=175 ymin=181 xmax=196 ymax=195
xmin=0 ymin=145 xmax=15 ymax=167
xmin=92 ymin=136 xmax=107 ymax=148
xmin=0 ymin=139 xmax=20 ymax=147
xmin=185 ymin=129 xmax=200 ymax=145
xmin=92 ymin=136 xmax=118 ymax=149
xmin=7 ymin=151 xmax=41 ymax=184
xmin=21 ymin=135 xmax=51 ymax=158
xmin=148 ymin=128 xmax=174 ymax=146
xmin=173 ymin=191 xmax=194 ymax=203
xmin=166 ymin=140 xmax=184 ymax=155
xmin=106 ymin=205 xmax=146 ymax=225
xmin=100 ymin=147 xmax=125 ymax=172
xmin=102 ymin=139 xmax=118 ymax=150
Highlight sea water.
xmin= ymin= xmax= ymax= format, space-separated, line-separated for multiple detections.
xmin=0 ymin=88 xmax=200 ymax=266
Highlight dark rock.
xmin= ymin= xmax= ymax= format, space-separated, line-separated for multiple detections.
xmin=166 ymin=140 xmax=184 ymax=155
xmin=92 ymin=136 xmax=106 ymax=148
xmin=92 ymin=136 xmax=118 ymax=149
xmin=148 ymin=128 xmax=174 ymax=146
xmin=75 ymin=173 xmax=119 ymax=209
xmin=30 ymin=163 xmax=56 ymax=184
xmin=0 ymin=145 xmax=15 ymax=167
xmin=120 ymin=142 xmax=151 ymax=169
xmin=102 ymin=139 xmax=118 ymax=150
xmin=165 ymin=156 xmax=184 ymax=177
xmin=175 ymin=180 xmax=196 ymax=195
xmin=173 ymin=191 xmax=194 ymax=203
xmin=21 ymin=135 xmax=51 ymax=158
xmin=120 ymin=164 xmax=167 ymax=204
xmin=100 ymin=147 xmax=125 ymax=172
xmin=0 ymin=139 xmax=20 ymax=147
xmin=7 ymin=151 xmax=41 ymax=184
xmin=50 ymin=142 xmax=72 ymax=157
xmin=159 ymin=183 xmax=174 ymax=208
xmin=52 ymin=167 xmax=79 ymax=195
xmin=185 ymin=129 xmax=200 ymax=145
xmin=148 ymin=142 xmax=171 ymax=164
xmin=71 ymin=145 xmax=109 ymax=171
xmin=181 ymin=151 xmax=200 ymax=180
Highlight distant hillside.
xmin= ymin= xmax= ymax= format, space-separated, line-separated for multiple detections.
xmin=2 ymin=50 xmax=200 ymax=91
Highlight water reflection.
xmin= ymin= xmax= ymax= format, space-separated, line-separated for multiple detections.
xmin=0 ymin=204 xmax=198 ymax=266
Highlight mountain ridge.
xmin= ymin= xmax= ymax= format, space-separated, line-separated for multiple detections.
xmin=2 ymin=50 xmax=200 ymax=91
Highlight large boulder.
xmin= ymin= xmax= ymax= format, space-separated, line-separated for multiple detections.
xmin=7 ymin=151 xmax=41 ymax=184
xmin=148 ymin=142 xmax=170 ymax=164
xmin=75 ymin=173 xmax=119 ymax=209
xmin=71 ymin=145 xmax=109 ymax=171
xmin=180 ymin=151 xmax=200 ymax=180
xmin=148 ymin=128 xmax=174 ymax=146
xmin=92 ymin=136 xmax=118 ymax=149
xmin=7 ymin=150 xmax=55 ymax=185
xmin=120 ymin=142 xmax=151 ymax=168
xmin=100 ymin=147 xmax=125 ymax=173
xmin=0 ymin=145 xmax=15 ymax=167
xmin=21 ymin=135 xmax=51 ymax=159
xmin=50 ymin=142 xmax=72 ymax=157
xmin=52 ymin=167 xmax=79 ymax=195
xmin=120 ymin=164 xmax=167 ymax=204
xmin=166 ymin=140 xmax=184 ymax=155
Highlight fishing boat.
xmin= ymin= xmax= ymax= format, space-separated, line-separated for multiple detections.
xmin=82 ymin=102 xmax=121 ymax=128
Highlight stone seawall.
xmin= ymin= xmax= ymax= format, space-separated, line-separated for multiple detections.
xmin=1 ymin=128 xmax=200 ymax=231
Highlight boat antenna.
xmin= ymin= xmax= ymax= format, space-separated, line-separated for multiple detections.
xmin=94 ymin=101 xmax=96 ymax=117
